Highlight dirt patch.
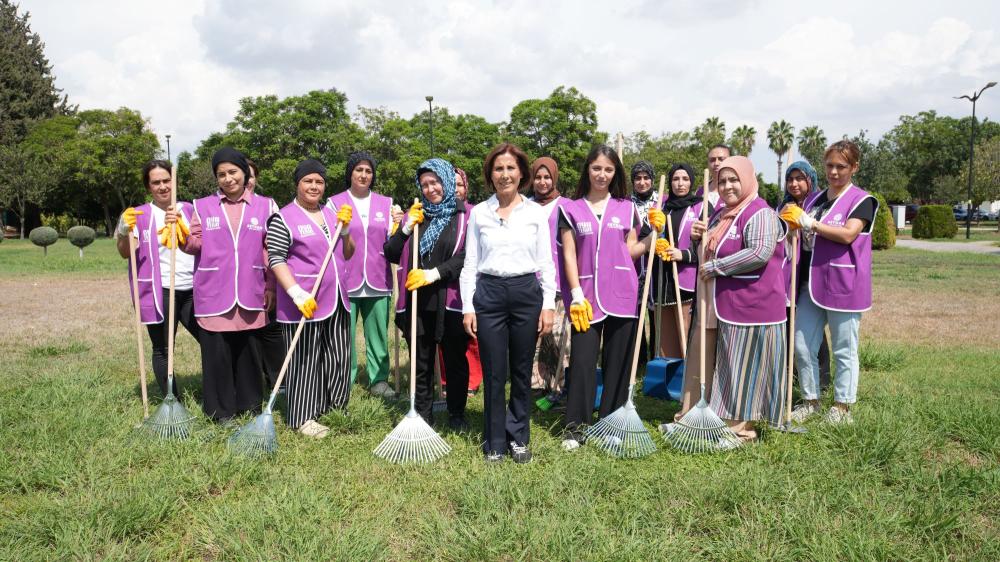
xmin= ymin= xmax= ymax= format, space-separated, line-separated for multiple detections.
xmin=863 ymin=284 xmax=1000 ymax=348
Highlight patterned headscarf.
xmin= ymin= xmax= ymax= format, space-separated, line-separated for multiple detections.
xmin=630 ymin=160 xmax=657 ymax=225
xmin=414 ymin=158 xmax=457 ymax=258
xmin=781 ymin=160 xmax=818 ymax=207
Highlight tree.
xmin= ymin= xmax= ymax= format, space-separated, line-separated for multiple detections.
xmin=796 ymin=125 xmax=827 ymax=174
xmin=694 ymin=116 xmax=726 ymax=149
xmin=506 ymin=86 xmax=606 ymax=190
xmin=0 ymin=1 xmax=73 ymax=147
xmin=957 ymin=136 xmax=1000 ymax=222
xmin=850 ymin=130 xmax=910 ymax=203
xmin=0 ymin=143 xmax=55 ymax=238
xmin=767 ymin=120 xmax=794 ymax=190
xmin=729 ymin=125 xmax=757 ymax=157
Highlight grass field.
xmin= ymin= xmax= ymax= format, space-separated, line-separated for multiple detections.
xmin=1 ymin=239 xmax=998 ymax=560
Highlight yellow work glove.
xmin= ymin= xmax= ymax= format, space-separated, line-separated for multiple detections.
xmin=647 ymin=208 xmax=666 ymax=232
xmin=402 ymin=202 xmax=425 ymax=235
xmin=405 ymin=268 xmax=440 ymax=291
xmin=779 ymin=204 xmax=815 ymax=231
xmin=568 ymin=287 xmax=593 ymax=332
xmin=157 ymin=215 xmax=189 ymax=249
xmin=119 ymin=207 xmax=143 ymax=236
xmin=336 ymin=204 xmax=353 ymax=228
xmin=655 ymin=238 xmax=673 ymax=261
xmin=288 ymin=284 xmax=318 ymax=319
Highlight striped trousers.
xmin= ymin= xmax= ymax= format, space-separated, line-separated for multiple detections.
xmin=710 ymin=320 xmax=787 ymax=426
xmin=282 ymin=306 xmax=351 ymax=429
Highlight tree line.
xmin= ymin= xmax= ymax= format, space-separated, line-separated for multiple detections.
xmin=2 ymin=1 xmax=998 ymax=238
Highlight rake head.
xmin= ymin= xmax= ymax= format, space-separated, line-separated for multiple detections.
xmin=143 ymin=392 xmax=195 ymax=440
xmin=585 ymin=399 xmax=657 ymax=458
xmin=373 ymin=410 xmax=450 ymax=464
xmin=665 ymin=398 xmax=741 ymax=454
xmin=227 ymin=411 xmax=277 ymax=458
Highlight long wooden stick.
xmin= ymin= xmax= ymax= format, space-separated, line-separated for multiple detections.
xmin=665 ymin=216 xmax=687 ymax=358
xmin=786 ymin=231 xmax=799 ymax=426
xmin=166 ymin=167 xmax=178 ymax=392
xmin=392 ymin=264 xmax=401 ymax=394
xmin=128 ymin=233 xmax=150 ymax=419
xmin=699 ymin=168 xmax=710 ymax=389
xmin=625 ymin=175 xmax=666 ymax=387
xmin=409 ymin=218 xmax=420 ymax=411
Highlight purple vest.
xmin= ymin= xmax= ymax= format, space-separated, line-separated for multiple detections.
xmin=275 ymin=203 xmax=350 ymax=322
xmin=128 ymin=202 xmax=192 ymax=324
xmin=545 ymin=197 xmax=569 ymax=291
xmin=192 ymin=192 xmax=273 ymax=317
xmin=713 ymin=197 xmax=787 ymax=326
xmin=394 ymin=208 xmax=469 ymax=313
xmin=327 ymin=191 xmax=392 ymax=293
xmin=805 ymin=185 xmax=877 ymax=312
xmin=671 ymin=201 xmax=704 ymax=292
xmin=560 ymin=197 xmax=639 ymax=321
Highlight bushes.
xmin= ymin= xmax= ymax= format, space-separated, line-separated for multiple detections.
xmin=29 ymin=226 xmax=59 ymax=256
xmin=912 ymin=205 xmax=957 ymax=239
xmin=871 ymin=193 xmax=895 ymax=250
xmin=68 ymin=226 xmax=96 ymax=258
xmin=40 ymin=213 xmax=75 ymax=235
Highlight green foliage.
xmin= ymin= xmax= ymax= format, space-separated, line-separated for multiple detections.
xmin=912 ymin=205 xmax=958 ymax=239
xmin=871 ymin=193 xmax=896 ymax=250
xmin=850 ymin=129 xmax=910 ymax=203
xmin=757 ymin=174 xmax=781 ymax=207
xmin=28 ymin=225 xmax=57 ymax=254
xmin=40 ymin=212 xmax=73 ymax=234
xmin=767 ymin=120 xmax=795 ymax=188
xmin=0 ymin=0 xmax=73 ymax=146
xmin=796 ymin=125 xmax=827 ymax=187
xmin=859 ymin=340 xmax=904 ymax=371
xmin=957 ymin=136 xmax=1000 ymax=212
xmin=0 ymin=141 xmax=56 ymax=238
xmin=728 ymin=124 xmax=756 ymax=157
xmin=67 ymin=225 xmax=95 ymax=247
xmin=693 ymin=116 xmax=726 ymax=148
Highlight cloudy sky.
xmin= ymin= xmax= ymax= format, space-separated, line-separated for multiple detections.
xmin=22 ymin=0 xmax=1000 ymax=181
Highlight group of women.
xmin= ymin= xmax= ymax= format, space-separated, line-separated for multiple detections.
xmin=119 ymin=137 xmax=876 ymax=460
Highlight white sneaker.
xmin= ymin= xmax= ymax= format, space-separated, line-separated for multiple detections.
xmin=789 ymin=403 xmax=820 ymax=423
xmin=659 ymin=422 xmax=678 ymax=435
xmin=298 ymin=419 xmax=330 ymax=438
xmin=716 ymin=435 xmax=741 ymax=451
xmin=561 ymin=438 xmax=581 ymax=451
xmin=825 ymin=407 xmax=854 ymax=425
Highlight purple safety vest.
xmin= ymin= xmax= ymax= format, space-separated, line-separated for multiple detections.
xmin=805 ymin=185 xmax=877 ymax=312
xmin=543 ymin=197 xmax=569 ymax=292
xmin=712 ymin=197 xmax=787 ymax=326
xmin=192 ymin=192 xmax=273 ymax=317
xmin=394 ymin=208 xmax=469 ymax=314
xmin=560 ymin=197 xmax=639 ymax=321
xmin=275 ymin=202 xmax=349 ymax=322
xmin=671 ymin=201 xmax=705 ymax=293
xmin=327 ymin=191 xmax=393 ymax=293
xmin=128 ymin=202 xmax=192 ymax=324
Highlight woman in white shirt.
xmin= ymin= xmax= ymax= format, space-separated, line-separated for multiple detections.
xmin=461 ymin=143 xmax=556 ymax=464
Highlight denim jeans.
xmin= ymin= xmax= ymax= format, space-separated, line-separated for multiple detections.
xmin=793 ymin=294 xmax=862 ymax=404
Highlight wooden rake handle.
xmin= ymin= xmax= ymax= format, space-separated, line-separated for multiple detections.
xmin=166 ymin=167 xmax=178 ymax=381
xmin=699 ymin=168 xmax=710 ymax=387
xmin=786 ymin=231 xmax=799 ymax=426
xmin=625 ymin=175 xmax=667 ymax=387
xmin=128 ymin=233 xmax=150 ymax=418
xmin=665 ymin=215 xmax=687 ymax=358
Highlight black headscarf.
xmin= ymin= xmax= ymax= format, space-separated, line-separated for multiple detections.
xmin=663 ymin=163 xmax=699 ymax=211
xmin=630 ymin=160 xmax=656 ymax=202
xmin=211 ymin=147 xmax=250 ymax=186
xmin=293 ymin=158 xmax=327 ymax=185
xmin=345 ymin=151 xmax=377 ymax=189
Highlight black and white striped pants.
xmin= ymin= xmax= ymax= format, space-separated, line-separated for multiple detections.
xmin=282 ymin=306 xmax=351 ymax=429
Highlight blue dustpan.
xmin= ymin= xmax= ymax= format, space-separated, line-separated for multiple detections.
xmin=642 ymin=357 xmax=684 ymax=401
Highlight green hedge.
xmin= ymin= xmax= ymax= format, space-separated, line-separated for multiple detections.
xmin=29 ymin=226 xmax=59 ymax=256
xmin=912 ymin=205 xmax=957 ymax=239
xmin=871 ymin=193 xmax=895 ymax=250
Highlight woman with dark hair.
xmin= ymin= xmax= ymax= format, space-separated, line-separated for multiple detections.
xmin=167 ymin=147 xmax=277 ymax=423
xmin=327 ymin=151 xmax=396 ymax=400
xmin=385 ymin=158 xmax=472 ymax=430
xmin=266 ymin=159 xmax=355 ymax=437
xmin=689 ymin=156 xmax=787 ymax=444
xmin=116 ymin=160 xmax=199 ymax=396
xmin=460 ymin=142 xmax=556 ymax=463
xmin=783 ymin=141 xmax=878 ymax=425
xmin=559 ymin=145 xmax=660 ymax=450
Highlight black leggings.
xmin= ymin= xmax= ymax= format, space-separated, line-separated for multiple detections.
xmin=145 ymin=288 xmax=199 ymax=395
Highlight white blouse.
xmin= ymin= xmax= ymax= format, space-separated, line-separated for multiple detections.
xmin=459 ymin=194 xmax=556 ymax=313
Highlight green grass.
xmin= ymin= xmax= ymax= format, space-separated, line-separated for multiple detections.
xmin=2 ymin=244 xmax=999 ymax=560
xmin=897 ymin=227 xmax=1000 ymax=243
xmin=0 ymin=238 xmax=122 ymax=276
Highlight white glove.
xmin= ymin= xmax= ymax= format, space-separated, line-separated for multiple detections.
xmin=116 ymin=218 xmax=132 ymax=238
xmin=570 ymin=287 xmax=586 ymax=305
xmin=287 ymin=283 xmax=312 ymax=306
xmin=799 ymin=212 xmax=816 ymax=231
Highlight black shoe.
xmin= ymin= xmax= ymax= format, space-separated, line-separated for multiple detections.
xmin=448 ymin=415 xmax=470 ymax=432
xmin=369 ymin=381 xmax=398 ymax=401
xmin=508 ymin=441 xmax=532 ymax=464
xmin=484 ymin=451 xmax=505 ymax=463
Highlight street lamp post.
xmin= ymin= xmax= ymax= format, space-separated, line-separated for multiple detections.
xmin=165 ymin=134 xmax=172 ymax=163
xmin=955 ymin=81 xmax=996 ymax=239
xmin=425 ymin=96 xmax=434 ymax=157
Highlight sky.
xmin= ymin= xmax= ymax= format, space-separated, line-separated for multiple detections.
xmin=20 ymin=0 xmax=1000 ymax=182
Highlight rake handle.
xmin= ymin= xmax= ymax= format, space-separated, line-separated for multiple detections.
xmin=409 ymin=218 xmax=420 ymax=411
xmin=786 ymin=231 xmax=799 ymax=426
xmin=166 ymin=167 xmax=178 ymax=391
xmin=625 ymin=176 xmax=666 ymax=388
xmin=392 ymin=264 xmax=401 ymax=394
xmin=699 ymin=168 xmax=709 ymax=389
xmin=128 ymin=232 xmax=150 ymax=419
xmin=264 ymin=219 xmax=345 ymax=412
xmin=665 ymin=212 xmax=687 ymax=358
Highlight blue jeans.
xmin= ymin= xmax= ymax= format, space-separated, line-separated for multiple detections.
xmin=793 ymin=294 xmax=862 ymax=404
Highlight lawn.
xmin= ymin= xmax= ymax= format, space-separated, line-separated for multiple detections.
xmin=1 ymin=239 xmax=998 ymax=560
xmin=897 ymin=226 xmax=1000 ymax=244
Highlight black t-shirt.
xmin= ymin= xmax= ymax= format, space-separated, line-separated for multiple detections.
xmin=797 ymin=192 xmax=876 ymax=293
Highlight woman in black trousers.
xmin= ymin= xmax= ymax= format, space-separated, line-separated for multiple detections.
xmin=460 ymin=143 xmax=557 ymax=464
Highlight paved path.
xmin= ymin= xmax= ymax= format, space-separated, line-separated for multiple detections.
xmin=896 ymin=238 xmax=1000 ymax=255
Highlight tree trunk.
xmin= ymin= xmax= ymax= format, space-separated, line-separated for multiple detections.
xmin=102 ymin=201 xmax=113 ymax=237
xmin=19 ymin=200 xmax=26 ymax=239
xmin=777 ymin=159 xmax=784 ymax=191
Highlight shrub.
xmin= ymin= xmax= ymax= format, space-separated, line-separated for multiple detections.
xmin=29 ymin=226 xmax=59 ymax=256
xmin=40 ymin=213 xmax=74 ymax=235
xmin=912 ymin=205 xmax=957 ymax=239
xmin=871 ymin=193 xmax=895 ymax=250
xmin=68 ymin=225 xmax=96 ymax=259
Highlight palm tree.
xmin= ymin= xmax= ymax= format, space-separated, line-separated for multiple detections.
xmin=696 ymin=116 xmax=726 ymax=148
xmin=767 ymin=120 xmax=795 ymax=189
xmin=729 ymin=125 xmax=757 ymax=157
xmin=796 ymin=125 xmax=828 ymax=170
